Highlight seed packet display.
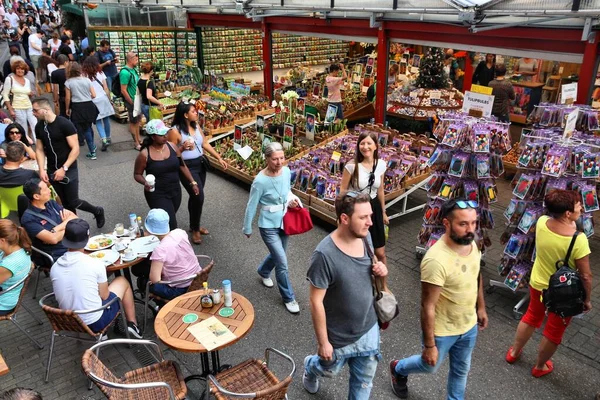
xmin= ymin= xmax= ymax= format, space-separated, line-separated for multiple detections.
xmin=423 ymin=200 xmax=444 ymax=225
xmin=424 ymin=173 xmax=444 ymax=195
xmin=480 ymin=207 xmax=494 ymax=229
xmin=448 ymin=153 xmax=469 ymax=177
xmin=482 ymin=180 xmax=498 ymax=203
xmin=427 ymin=147 xmax=452 ymax=171
xmin=518 ymin=143 xmax=535 ymax=167
xmin=299 ymin=169 xmax=311 ymax=192
xmin=473 ymin=130 xmax=490 ymax=153
xmin=498 ymin=257 xmax=517 ymax=277
xmin=476 ymin=155 xmax=491 ymax=179
xmin=490 ymin=154 xmax=504 ymax=177
xmin=383 ymin=170 xmax=395 ymax=193
xmin=582 ymin=153 xmax=600 ymax=178
xmin=581 ymin=184 xmax=600 ymax=213
xmin=400 ymin=159 xmax=415 ymax=176
xmin=441 ymin=124 xmax=463 ymax=148
xmin=378 ymin=132 xmax=389 ymax=147
xmin=541 ymin=148 xmax=568 ymax=177
xmin=587 ymin=110 xmax=599 ymax=131
xmin=580 ymin=213 xmax=594 ymax=237
xmin=513 ymin=174 xmax=534 ymax=200
xmin=437 ymin=178 xmax=459 ymax=200
xmin=425 ymin=231 xmax=443 ymax=250
xmin=504 ymin=264 xmax=528 ymax=292
xmin=420 ymin=146 xmax=434 ymax=158
xmin=544 ymin=177 xmax=568 ymax=198
xmin=517 ymin=207 xmax=541 ymax=234
xmin=504 ymin=234 xmax=527 ymax=259
xmin=315 ymin=176 xmax=327 ymax=199
xmin=328 ymin=158 xmax=340 ymax=175
xmin=572 ymin=147 xmax=586 ymax=174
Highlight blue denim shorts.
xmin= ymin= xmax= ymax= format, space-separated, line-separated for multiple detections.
xmin=87 ymin=292 xmax=120 ymax=333
xmin=150 ymin=283 xmax=188 ymax=300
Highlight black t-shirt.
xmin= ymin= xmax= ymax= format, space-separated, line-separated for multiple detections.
xmin=0 ymin=167 xmax=38 ymax=188
xmin=137 ymin=79 xmax=155 ymax=106
xmin=58 ymin=43 xmax=72 ymax=58
xmin=50 ymin=68 xmax=67 ymax=98
xmin=35 ymin=116 xmax=78 ymax=174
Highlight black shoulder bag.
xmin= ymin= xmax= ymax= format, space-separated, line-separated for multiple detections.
xmin=542 ymin=233 xmax=586 ymax=319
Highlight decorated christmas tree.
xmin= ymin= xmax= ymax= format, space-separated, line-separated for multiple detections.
xmin=415 ymin=47 xmax=449 ymax=89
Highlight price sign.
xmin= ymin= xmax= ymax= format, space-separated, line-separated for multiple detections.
xmin=563 ymin=108 xmax=579 ymax=139
xmin=331 ymin=151 xmax=342 ymax=161
xmin=429 ymin=91 xmax=441 ymax=99
xmin=561 ymin=82 xmax=578 ymax=104
xmin=409 ymin=91 xmax=418 ymax=98
xmin=461 ymin=91 xmax=494 ymax=118
xmin=471 ymin=84 xmax=493 ymax=95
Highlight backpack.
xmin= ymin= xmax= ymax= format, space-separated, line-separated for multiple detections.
xmin=542 ymin=233 xmax=586 ymax=319
xmin=112 ymin=67 xmax=133 ymax=98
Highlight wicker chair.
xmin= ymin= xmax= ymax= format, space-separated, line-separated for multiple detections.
xmin=39 ymin=292 xmax=129 ymax=384
xmin=142 ymin=255 xmax=214 ymax=333
xmin=208 ymin=348 xmax=295 ymax=399
xmin=0 ymin=265 xmax=44 ymax=349
xmin=31 ymin=246 xmax=54 ymax=299
xmin=82 ymin=339 xmax=187 ymax=400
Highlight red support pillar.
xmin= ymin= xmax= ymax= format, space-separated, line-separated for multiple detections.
xmin=577 ymin=32 xmax=598 ymax=105
xmin=262 ymin=20 xmax=273 ymax=101
xmin=462 ymin=54 xmax=473 ymax=93
xmin=375 ymin=25 xmax=388 ymax=124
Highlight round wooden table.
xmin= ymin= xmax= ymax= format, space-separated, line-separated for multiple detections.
xmin=154 ymin=290 xmax=255 ymax=376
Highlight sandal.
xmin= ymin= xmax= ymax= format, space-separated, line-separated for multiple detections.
xmin=199 ymin=227 xmax=209 ymax=235
xmin=505 ymin=347 xmax=522 ymax=364
xmin=192 ymin=230 xmax=203 ymax=244
xmin=531 ymin=360 xmax=554 ymax=378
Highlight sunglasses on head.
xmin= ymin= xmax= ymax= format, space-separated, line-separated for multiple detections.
xmin=344 ymin=190 xmax=360 ymax=199
xmin=448 ymin=199 xmax=478 ymax=210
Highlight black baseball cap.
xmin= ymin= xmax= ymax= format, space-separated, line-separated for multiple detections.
xmin=60 ymin=34 xmax=70 ymax=42
xmin=62 ymin=219 xmax=90 ymax=249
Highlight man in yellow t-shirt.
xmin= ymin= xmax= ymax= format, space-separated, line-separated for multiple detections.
xmin=389 ymin=199 xmax=488 ymax=399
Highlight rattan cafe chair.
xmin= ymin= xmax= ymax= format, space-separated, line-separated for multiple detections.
xmin=0 ymin=265 xmax=44 ymax=349
xmin=82 ymin=339 xmax=187 ymax=400
xmin=142 ymin=255 xmax=214 ymax=334
xmin=208 ymin=348 xmax=295 ymax=400
xmin=39 ymin=292 xmax=130 ymax=384
xmin=31 ymin=246 xmax=54 ymax=299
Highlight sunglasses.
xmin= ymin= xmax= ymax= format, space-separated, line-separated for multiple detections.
xmin=8 ymin=131 xmax=21 ymax=135
xmin=448 ymin=200 xmax=478 ymax=210
xmin=344 ymin=190 xmax=360 ymax=199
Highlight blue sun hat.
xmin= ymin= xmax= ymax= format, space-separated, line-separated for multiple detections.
xmin=145 ymin=209 xmax=170 ymax=235
xmin=145 ymin=119 xmax=169 ymax=136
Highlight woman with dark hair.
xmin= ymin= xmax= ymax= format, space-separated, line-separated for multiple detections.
xmin=0 ymin=219 xmax=32 ymax=316
xmin=340 ymin=130 xmax=388 ymax=265
xmin=133 ymin=119 xmax=199 ymax=231
xmin=82 ymin=56 xmax=114 ymax=152
xmin=137 ymin=61 xmax=164 ymax=123
xmin=506 ymin=189 xmax=593 ymax=377
xmin=65 ymin=62 xmax=98 ymax=159
xmin=167 ymin=102 xmax=227 ymax=244
xmin=17 ymin=21 xmax=31 ymax=60
xmin=0 ymin=123 xmax=36 ymax=160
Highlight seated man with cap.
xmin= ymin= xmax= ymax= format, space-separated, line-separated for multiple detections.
xmin=50 ymin=218 xmax=143 ymax=338
xmin=20 ymin=177 xmax=76 ymax=266
xmin=132 ymin=208 xmax=213 ymax=300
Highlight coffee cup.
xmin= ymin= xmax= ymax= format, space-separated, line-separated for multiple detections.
xmin=124 ymin=248 xmax=135 ymax=260
xmin=145 ymin=174 xmax=156 ymax=192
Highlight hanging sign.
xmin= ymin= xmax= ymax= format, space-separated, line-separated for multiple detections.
xmin=561 ymin=82 xmax=578 ymax=104
xmin=563 ymin=108 xmax=579 ymax=139
xmin=461 ymin=91 xmax=495 ymax=118
xmin=471 ymin=84 xmax=493 ymax=95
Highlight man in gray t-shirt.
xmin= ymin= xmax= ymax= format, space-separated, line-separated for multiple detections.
xmin=303 ymin=191 xmax=388 ymax=398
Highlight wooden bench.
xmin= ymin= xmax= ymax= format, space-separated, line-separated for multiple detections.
xmin=0 ymin=353 xmax=9 ymax=376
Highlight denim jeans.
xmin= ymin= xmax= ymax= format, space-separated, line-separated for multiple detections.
xmin=82 ymin=124 xmax=96 ymax=153
xmin=258 ymin=228 xmax=294 ymax=302
xmin=395 ymin=324 xmax=478 ymax=400
xmin=305 ymin=323 xmax=381 ymax=400
xmin=95 ymin=116 xmax=111 ymax=140
xmin=141 ymin=104 xmax=149 ymax=122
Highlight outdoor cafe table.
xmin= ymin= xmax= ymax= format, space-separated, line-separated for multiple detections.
xmin=154 ymin=290 xmax=255 ymax=378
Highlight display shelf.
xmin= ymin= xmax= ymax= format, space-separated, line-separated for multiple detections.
xmin=201 ymin=27 xmax=263 ymax=75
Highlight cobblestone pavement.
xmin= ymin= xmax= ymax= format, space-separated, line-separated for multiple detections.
xmin=1 ymin=117 xmax=600 ymax=399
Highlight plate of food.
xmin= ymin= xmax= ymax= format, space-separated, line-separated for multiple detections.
xmin=129 ymin=235 xmax=160 ymax=254
xmin=85 ymin=235 xmax=117 ymax=251
xmin=89 ymin=249 xmax=120 ymax=266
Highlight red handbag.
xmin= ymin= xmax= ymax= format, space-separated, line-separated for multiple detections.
xmin=283 ymin=206 xmax=313 ymax=235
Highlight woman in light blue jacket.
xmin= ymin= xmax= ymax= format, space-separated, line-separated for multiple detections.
xmin=243 ymin=142 xmax=300 ymax=314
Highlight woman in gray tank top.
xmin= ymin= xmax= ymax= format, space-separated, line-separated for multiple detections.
xmin=167 ymin=101 xmax=228 ymax=244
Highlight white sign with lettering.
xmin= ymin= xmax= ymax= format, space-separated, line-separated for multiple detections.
xmin=561 ymin=82 xmax=578 ymax=104
xmin=563 ymin=108 xmax=579 ymax=139
xmin=461 ymin=91 xmax=495 ymax=118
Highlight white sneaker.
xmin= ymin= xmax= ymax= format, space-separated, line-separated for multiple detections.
xmin=261 ymin=277 xmax=274 ymax=288
xmin=303 ymin=356 xmax=320 ymax=394
xmin=285 ymin=300 xmax=300 ymax=314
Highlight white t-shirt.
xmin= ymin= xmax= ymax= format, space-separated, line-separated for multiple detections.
xmin=90 ymin=71 xmax=107 ymax=98
xmin=69 ymin=41 xmax=76 ymax=55
xmin=28 ymin=34 xmax=42 ymax=56
xmin=47 ymin=63 xmax=57 ymax=77
xmin=344 ymin=159 xmax=386 ymax=199
xmin=5 ymin=12 xmax=19 ymax=28
xmin=49 ymin=39 xmax=61 ymax=54
xmin=50 ymin=251 xmax=107 ymax=325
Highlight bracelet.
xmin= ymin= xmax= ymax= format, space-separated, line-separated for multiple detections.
xmin=190 ymin=181 xmax=198 ymax=186
xmin=424 ymin=344 xmax=436 ymax=349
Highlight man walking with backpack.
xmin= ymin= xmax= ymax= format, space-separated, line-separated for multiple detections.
xmin=119 ymin=51 xmax=141 ymax=150
xmin=303 ymin=191 xmax=387 ymax=399
xmin=389 ymin=199 xmax=487 ymax=399
xmin=506 ymin=190 xmax=592 ymax=378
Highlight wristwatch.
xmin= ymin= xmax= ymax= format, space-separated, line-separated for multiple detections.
xmin=62 ymin=165 xmax=69 ymax=172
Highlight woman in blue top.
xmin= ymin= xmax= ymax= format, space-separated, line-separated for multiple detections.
xmin=0 ymin=219 xmax=32 ymax=315
xmin=168 ymin=102 xmax=227 ymax=244
xmin=243 ymin=142 xmax=300 ymax=314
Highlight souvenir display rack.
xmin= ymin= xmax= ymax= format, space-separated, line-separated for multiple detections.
xmin=89 ymin=28 xmax=197 ymax=73
xmin=417 ymin=113 xmax=512 ymax=258
xmin=387 ymin=88 xmax=463 ymax=121
xmin=272 ymin=33 xmax=347 ymax=69
xmin=491 ymin=103 xmax=600 ymax=319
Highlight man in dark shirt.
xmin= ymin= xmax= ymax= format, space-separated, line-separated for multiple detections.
xmin=488 ymin=64 xmax=515 ymax=123
xmin=50 ymin=54 xmax=69 ymax=116
xmin=303 ymin=191 xmax=388 ymax=398
xmin=96 ymin=39 xmax=118 ymax=90
xmin=31 ymin=97 xmax=105 ymax=227
xmin=0 ymin=141 xmax=38 ymax=187
xmin=2 ymin=45 xmax=35 ymax=79
xmin=21 ymin=177 xmax=77 ymax=265
xmin=58 ymin=34 xmax=73 ymax=61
